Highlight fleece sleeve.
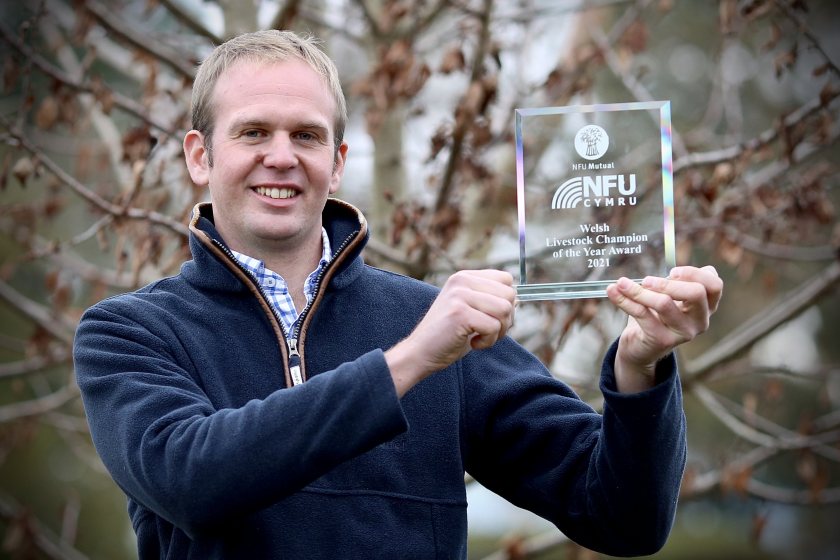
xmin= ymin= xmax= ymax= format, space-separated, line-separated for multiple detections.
xmin=462 ymin=337 xmax=686 ymax=557
xmin=73 ymin=302 xmax=408 ymax=538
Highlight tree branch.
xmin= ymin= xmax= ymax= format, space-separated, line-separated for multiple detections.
xmin=479 ymin=529 xmax=570 ymax=560
xmin=0 ymin=280 xmax=75 ymax=345
xmin=2 ymin=118 xmax=189 ymax=238
xmin=83 ymin=0 xmax=196 ymax=79
xmin=0 ymin=20 xmax=178 ymax=137
xmin=0 ymin=492 xmax=90 ymax=560
xmin=268 ymin=0 xmax=303 ymax=30
xmin=0 ymin=383 xmax=79 ymax=423
xmin=588 ymin=24 xmax=688 ymax=158
xmin=692 ymin=384 xmax=840 ymax=462
xmin=674 ymin=91 xmax=840 ymax=173
xmin=683 ymin=261 xmax=840 ymax=379
xmin=773 ymin=0 xmax=840 ymax=78
xmin=682 ymin=446 xmax=840 ymax=505
xmin=0 ymin=350 xmax=71 ymax=380
xmin=159 ymin=0 xmax=224 ymax=44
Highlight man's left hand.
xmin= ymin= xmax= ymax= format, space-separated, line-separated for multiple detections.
xmin=605 ymin=265 xmax=723 ymax=393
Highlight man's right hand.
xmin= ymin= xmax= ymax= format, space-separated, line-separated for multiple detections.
xmin=384 ymin=270 xmax=516 ymax=397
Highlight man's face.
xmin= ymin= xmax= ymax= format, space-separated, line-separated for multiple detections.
xmin=184 ymin=58 xmax=347 ymax=258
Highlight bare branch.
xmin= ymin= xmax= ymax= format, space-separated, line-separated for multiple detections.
xmin=588 ymin=24 xmax=688 ymax=158
xmin=354 ymin=0 xmax=383 ymax=38
xmin=27 ymin=216 xmax=115 ymax=260
xmin=403 ymin=0 xmax=452 ymax=39
xmin=432 ymin=0 xmax=493 ymax=215
xmin=0 ymin=492 xmax=91 ymax=560
xmin=37 ymin=240 xmax=160 ymax=290
xmin=2 ymin=118 xmax=189 ymax=238
xmin=683 ymin=446 xmax=840 ymax=505
xmin=691 ymin=385 xmax=840 ymax=462
xmin=747 ymin=478 xmax=840 ymax=505
xmin=684 ymin=261 xmax=840 ymax=379
xmin=415 ymin=0 xmax=493 ymax=274
xmin=0 ymin=280 xmax=75 ymax=345
xmin=773 ymin=0 xmax=840 ymax=78
xmin=0 ymin=20 xmax=178 ymax=137
xmin=0 ymin=383 xmax=79 ymax=423
xmin=674 ymin=91 xmax=840 ymax=173
xmin=268 ymin=0 xmax=303 ymax=31
xmin=479 ymin=529 xmax=569 ymax=560
xmin=0 ymin=350 xmax=71 ymax=380
xmin=83 ymin=0 xmax=196 ymax=80
xmin=680 ymin=218 xmax=838 ymax=262
xmin=720 ymin=225 xmax=837 ymax=262
xmin=159 ymin=0 xmax=224 ymax=44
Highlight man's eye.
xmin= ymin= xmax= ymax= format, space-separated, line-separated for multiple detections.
xmin=243 ymin=130 xmax=264 ymax=138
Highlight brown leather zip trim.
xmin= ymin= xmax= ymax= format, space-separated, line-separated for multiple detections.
xmin=188 ymin=204 xmax=293 ymax=387
xmin=295 ymin=199 xmax=368 ymax=383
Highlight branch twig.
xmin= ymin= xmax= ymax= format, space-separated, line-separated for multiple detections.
xmin=684 ymin=261 xmax=840 ymax=379
xmin=83 ymin=0 xmax=196 ymax=79
xmin=0 ymin=19 xmax=178 ymax=137
xmin=2 ymin=118 xmax=189 ymax=238
xmin=673 ymin=91 xmax=840 ymax=173
xmin=0 ymin=280 xmax=75 ymax=345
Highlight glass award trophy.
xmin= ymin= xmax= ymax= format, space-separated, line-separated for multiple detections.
xmin=514 ymin=100 xmax=676 ymax=301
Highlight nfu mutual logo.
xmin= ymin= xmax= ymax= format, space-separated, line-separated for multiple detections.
xmin=552 ymin=124 xmax=638 ymax=209
xmin=574 ymin=125 xmax=609 ymax=160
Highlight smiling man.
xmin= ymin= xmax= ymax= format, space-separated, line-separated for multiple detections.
xmin=73 ymin=30 xmax=722 ymax=559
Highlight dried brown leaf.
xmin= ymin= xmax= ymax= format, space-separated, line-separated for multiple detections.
xmin=774 ymin=47 xmax=798 ymax=78
xmin=439 ymin=46 xmax=466 ymax=74
xmin=819 ymin=82 xmax=839 ymax=107
xmin=762 ymin=22 xmax=782 ymax=52
xmin=721 ymin=464 xmax=752 ymax=496
xmin=35 ymin=96 xmax=60 ymax=130
xmin=750 ymin=511 xmax=769 ymax=544
xmin=2 ymin=55 xmax=19 ymax=93
xmin=717 ymin=236 xmax=743 ymax=266
xmin=812 ymin=62 xmax=830 ymax=77
xmin=620 ymin=20 xmax=648 ymax=54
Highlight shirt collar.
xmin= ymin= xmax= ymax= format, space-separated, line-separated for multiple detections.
xmin=229 ymin=228 xmax=332 ymax=300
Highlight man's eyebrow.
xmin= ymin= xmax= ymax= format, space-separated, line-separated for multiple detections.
xmin=296 ymin=121 xmax=330 ymax=133
xmin=227 ymin=117 xmax=269 ymax=132
xmin=226 ymin=118 xmax=330 ymax=134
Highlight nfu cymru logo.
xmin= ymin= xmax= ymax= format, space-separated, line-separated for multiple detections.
xmin=552 ymin=124 xmax=638 ymax=209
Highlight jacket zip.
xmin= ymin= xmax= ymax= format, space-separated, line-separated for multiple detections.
xmin=211 ymin=229 xmax=360 ymax=387
xmin=284 ymin=230 xmax=359 ymax=384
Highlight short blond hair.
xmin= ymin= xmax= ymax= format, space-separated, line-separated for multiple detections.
xmin=191 ymin=30 xmax=347 ymax=160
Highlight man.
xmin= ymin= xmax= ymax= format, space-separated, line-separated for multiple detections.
xmin=74 ymin=30 xmax=722 ymax=559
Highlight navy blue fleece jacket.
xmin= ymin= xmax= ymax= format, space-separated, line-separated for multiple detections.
xmin=73 ymin=199 xmax=686 ymax=559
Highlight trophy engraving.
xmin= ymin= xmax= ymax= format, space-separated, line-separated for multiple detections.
xmin=515 ymin=101 xmax=676 ymax=301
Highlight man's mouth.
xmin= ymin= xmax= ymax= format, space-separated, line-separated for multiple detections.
xmin=255 ymin=186 xmax=297 ymax=199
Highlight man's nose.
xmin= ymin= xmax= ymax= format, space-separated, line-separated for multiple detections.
xmin=261 ymin=135 xmax=298 ymax=168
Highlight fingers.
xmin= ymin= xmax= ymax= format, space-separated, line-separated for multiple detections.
xmin=607 ymin=265 xmax=724 ymax=362
xmin=442 ymin=270 xmax=516 ymax=344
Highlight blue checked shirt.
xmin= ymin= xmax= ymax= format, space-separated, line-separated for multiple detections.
xmin=231 ymin=228 xmax=332 ymax=336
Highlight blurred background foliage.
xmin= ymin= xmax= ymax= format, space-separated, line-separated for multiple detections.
xmin=0 ymin=0 xmax=838 ymax=558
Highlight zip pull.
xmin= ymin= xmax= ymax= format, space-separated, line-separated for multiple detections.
xmin=288 ymin=338 xmax=303 ymax=386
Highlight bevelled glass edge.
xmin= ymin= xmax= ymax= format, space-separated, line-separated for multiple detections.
xmin=514 ymin=100 xmax=676 ymax=299
xmin=515 ymin=279 xmax=645 ymax=301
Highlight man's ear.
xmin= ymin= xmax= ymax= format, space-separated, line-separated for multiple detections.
xmin=329 ymin=142 xmax=349 ymax=195
xmin=183 ymin=130 xmax=210 ymax=187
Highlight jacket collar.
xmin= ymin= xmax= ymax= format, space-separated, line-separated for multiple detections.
xmin=182 ymin=199 xmax=369 ymax=292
